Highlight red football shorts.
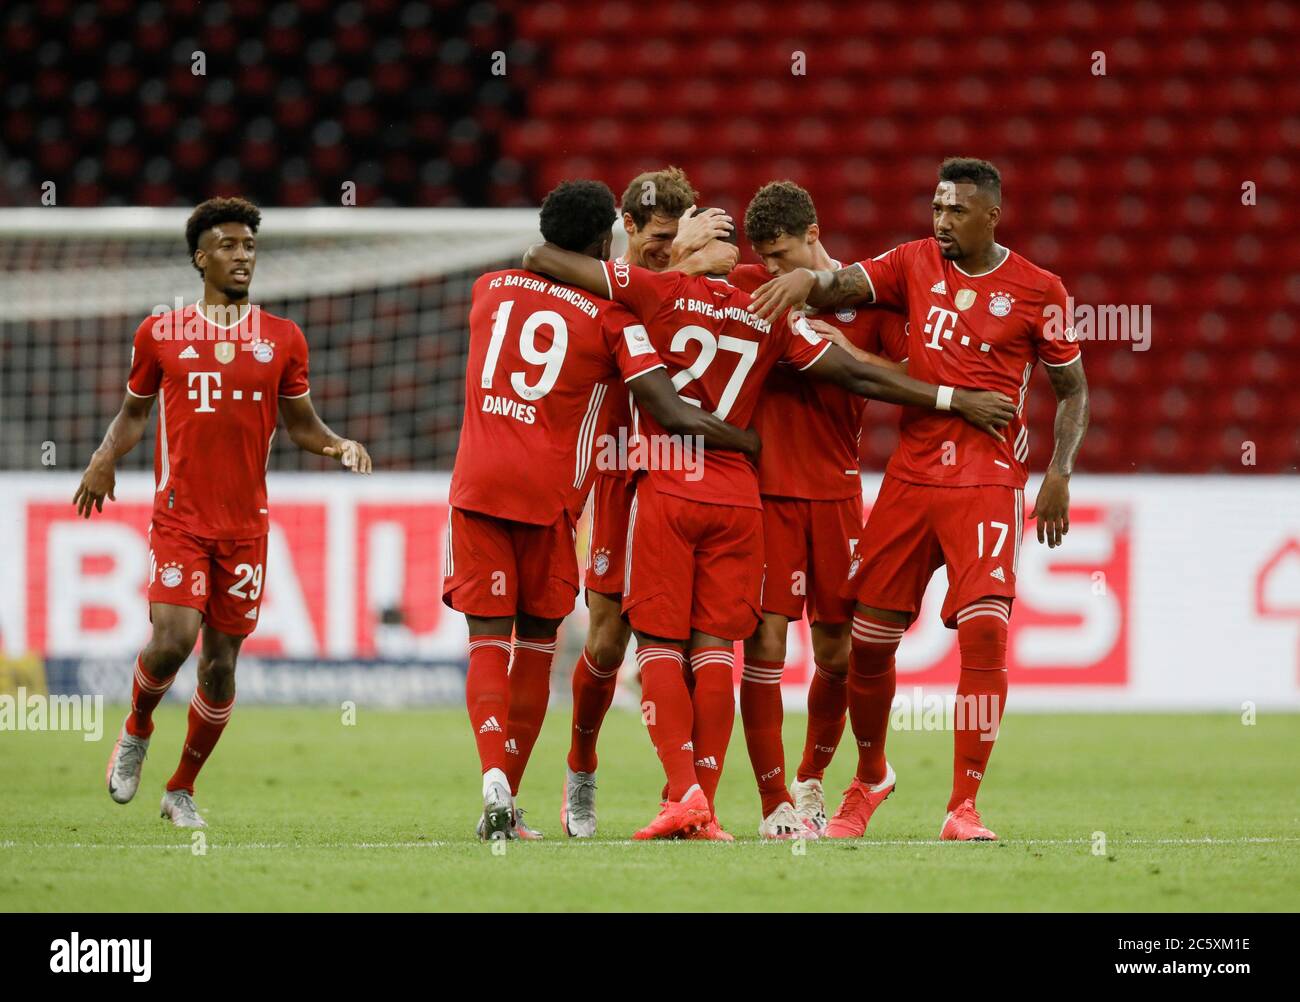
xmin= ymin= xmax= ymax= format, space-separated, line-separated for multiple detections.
xmin=442 ymin=506 xmax=579 ymax=620
xmin=584 ymin=473 xmax=636 ymax=596
xmin=760 ymin=494 xmax=863 ymax=624
xmin=622 ymin=478 xmax=763 ymax=642
xmin=146 ymin=521 xmax=268 ymax=637
xmin=845 ymin=475 xmax=1023 ymax=627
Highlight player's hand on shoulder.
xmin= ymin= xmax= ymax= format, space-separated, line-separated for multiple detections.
xmin=801 ymin=316 xmax=850 ymax=350
xmin=1030 ymin=470 xmax=1070 ymax=548
xmin=324 ymin=439 xmax=372 ymax=474
xmin=749 ymin=268 xmax=815 ymax=322
xmin=950 ymin=389 xmax=1015 ymax=442
xmin=73 ymin=454 xmax=116 ymax=517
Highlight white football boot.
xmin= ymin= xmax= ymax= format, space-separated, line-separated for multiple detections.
xmin=477 ymin=768 xmax=516 ymax=841
xmin=791 ymin=777 xmax=828 ymax=835
xmin=561 ymin=767 xmax=598 ymax=838
xmin=759 ymin=800 xmax=819 ymax=840
xmin=160 ymin=789 xmax=207 ymax=828
xmin=106 ymin=722 xmax=149 ymax=804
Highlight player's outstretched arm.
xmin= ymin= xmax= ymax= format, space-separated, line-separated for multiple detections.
xmin=1030 ymin=357 xmax=1089 ymax=548
xmin=748 ymin=264 xmax=874 ymax=322
xmin=279 ymin=394 xmax=372 ymax=473
xmin=521 ymin=243 xmax=610 ymax=298
xmin=627 ymin=369 xmax=761 ymax=460
xmin=74 ymin=391 xmax=153 ymax=517
xmin=804 ymin=343 xmax=1016 ymax=442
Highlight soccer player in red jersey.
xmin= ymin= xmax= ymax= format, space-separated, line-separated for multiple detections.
xmin=448 ymin=181 xmax=760 ymax=840
xmin=524 ymin=216 xmax=1015 ymax=840
xmin=563 ymin=167 xmax=716 ymax=837
xmin=728 ymin=181 xmax=908 ymax=838
xmin=750 ymin=158 xmax=1090 ymax=840
xmin=77 ymin=197 xmax=372 ymax=828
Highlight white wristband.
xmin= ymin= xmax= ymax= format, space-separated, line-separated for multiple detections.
xmin=936 ymin=385 xmax=954 ymax=411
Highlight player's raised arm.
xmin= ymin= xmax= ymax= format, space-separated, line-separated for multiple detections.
xmin=521 ymin=242 xmax=610 ymax=298
xmin=279 ymin=394 xmax=372 ymax=473
xmin=1030 ymin=357 xmax=1090 ymax=548
xmin=74 ymin=390 xmax=154 ymax=517
xmin=803 ymin=341 xmax=1016 ymax=442
xmin=626 ymin=368 xmax=760 ymax=460
xmin=748 ymin=263 xmax=874 ymax=322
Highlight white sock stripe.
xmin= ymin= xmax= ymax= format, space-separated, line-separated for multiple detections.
xmin=956 ymin=609 xmax=1010 ymax=625
xmin=851 ymin=619 xmax=905 ymax=636
xmin=814 ymin=665 xmax=848 ymax=683
xmin=742 ymin=662 xmax=783 ymax=674
xmin=514 ymin=639 xmax=557 ymax=653
xmin=852 ymin=629 xmax=905 ymax=644
xmin=636 ymin=646 xmax=684 ymax=667
xmin=468 ymin=639 xmax=514 ymax=656
xmin=134 ymin=666 xmax=173 ymax=694
xmin=189 ymin=693 xmax=233 ymax=725
xmin=690 ymin=655 xmax=734 ymax=671
xmin=741 ymin=673 xmax=783 ymax=684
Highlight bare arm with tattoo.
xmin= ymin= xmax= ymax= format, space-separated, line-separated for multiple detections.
xmin=1029 ymin=357 xmax=1089 ymax=548
xmin=748 ymin=264 xmax=874 ymax=322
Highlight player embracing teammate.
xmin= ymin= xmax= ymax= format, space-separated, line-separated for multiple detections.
xmin=524 ymin=209 xmax=1015 ymax=839
xmin=446 ymin=180 xmax=759 ymax=839
xmin=728 ymin=181 xmax=909 ymax=838
xmin=750 ymin=158 xmax=1090 ymax=839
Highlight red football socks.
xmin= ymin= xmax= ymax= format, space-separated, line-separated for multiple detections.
xmin=637 ymin=645 xmax=699 ymax=800
xmin=796 ymin=660 xmax=849 ymax=783
xmin=949 ymin=600 xmax=1010 ymax=811
xmin=567 ymin=647 xmax=620 ymax=774
xmin=166 ymin=687 xmax=234 ymax=794
xmin=465 ymin=634 xmax=513 ymax=775
xmin=689 ymin=646 xmax=735 ymax=812
xmin=126 ymin=653 xmax=175 ymax=739
xmin=504 ymin=635 xmax=556 ymax=795
xmin=847 ymin=613 xmax=903 ymax=785
xmin=740 ymin=657 xmax=790 ymax=816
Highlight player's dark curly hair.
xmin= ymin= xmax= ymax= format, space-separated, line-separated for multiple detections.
xmin=938 ymin=157 xmax=1002 ymax=202
xmin=620 ymin=166 xmax=698 ymax=229
xmin=185 ymin=197 xmax=261 ymax=275
xmin=539 ymin=180 xmax=618 ymax=253
xmin=744 ymin=180 xmax=818 ymax=244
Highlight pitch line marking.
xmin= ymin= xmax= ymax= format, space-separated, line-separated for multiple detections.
xmin=1 ymin=836 xmax=1297 ymax=851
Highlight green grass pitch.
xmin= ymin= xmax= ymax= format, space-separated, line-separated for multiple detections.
xmin=1 ymin=705 xmax=1296 ymax=911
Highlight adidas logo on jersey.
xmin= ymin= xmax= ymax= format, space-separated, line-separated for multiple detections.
xmin=695 ymin=756 xmax=719 ymax=770
xmin=990 ymin=566 xmax=1006 ymax=582
xmin=244 ymin=608 xmax=258 ymax=620
xmin=504 ymin=738 xmax=518 ymax=755
xmin=179 ymin=345 xmax=199 ymax=359
xmin=478 ymin=715 xmax=502 ymax=734
xmin=680 ymin=741 xmax=694 ymax=752
xmin=931 ymin=280 xmax=947 ymax=294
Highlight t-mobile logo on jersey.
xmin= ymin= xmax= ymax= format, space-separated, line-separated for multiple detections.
xmin=922 ymin=305 xmax=959 ymax=350
xmin=187 ymin=371 xmax=222 ymax=412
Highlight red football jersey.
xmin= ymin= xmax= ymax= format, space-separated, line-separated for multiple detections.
xmin=451 ymin=269 xmax=666 ymax=526
xmin=730 ymin=261 xmax=908 ymax=500
xmin=126 ymin=304 xmax=310 ymax=540
xmin=600 ymin=260 xmax=830 ymax=509
xmin=854 ymin=238 xmax=1081 ymax=488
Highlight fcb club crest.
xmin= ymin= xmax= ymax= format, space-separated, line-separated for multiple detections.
xmin=214 ymin=341 xmax=236 ymax=364
xmin=988 ymin=291 xmax=1016 ymax=317
xmin=592 ymin=548 xmax=611 ymax=577
xmin=252 ymin=340 xmax=274 ymax=363
xmin=954 ymin=288 xmax=977 ymax=311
